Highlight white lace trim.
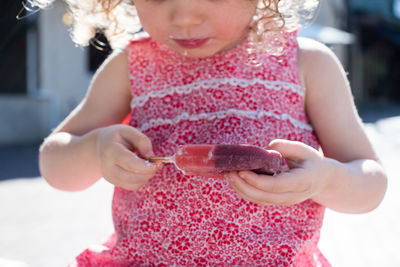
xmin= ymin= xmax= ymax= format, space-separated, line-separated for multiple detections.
xmin=138 ymin=109 xmax=313 ymax=132
xmin=130 ymin=78 xmax=304 ymax=109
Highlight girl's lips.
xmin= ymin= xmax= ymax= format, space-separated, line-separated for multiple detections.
xmin=173 ymin=38 xmax=210 ymax=49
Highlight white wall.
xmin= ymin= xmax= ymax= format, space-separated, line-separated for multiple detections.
xmin=315 ymin=0 xmax=346 ymax=27
xmin=38 ymin=0 xmax=92 ymax=121
xmin=0 ymin=1 xmax=92 ymax=145
xmin=314 ymin=0 xmax=348 ymax=62
xmin=0 ymin=97 xmax=50 ymax=145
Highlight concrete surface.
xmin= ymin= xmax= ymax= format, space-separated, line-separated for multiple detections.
xmin=0 ymin=106 xmax=399 ymax=267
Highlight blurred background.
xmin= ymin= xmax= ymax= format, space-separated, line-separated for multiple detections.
xmin=0 ymin=0 xmax=400 ymax=266
xmin=1 ymin=0 xmax=400 ymax=146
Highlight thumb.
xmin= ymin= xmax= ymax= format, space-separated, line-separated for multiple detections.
xmin=120 ymin=125 xmax=155 ymax=158
xmin=268 ymin=139 xmax=321 ymax=166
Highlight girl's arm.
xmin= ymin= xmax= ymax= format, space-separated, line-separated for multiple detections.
xmin=39 ymin=51 xmax=159 ymax=191
xmin=228 ymin=38 xmax=387 ymax=213
xmin=298 ymin=37 xmax=387 ymax=212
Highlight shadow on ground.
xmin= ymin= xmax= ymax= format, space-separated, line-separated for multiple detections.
xmin=0 ymin=143 xmax=40 ymax=181
xmin=358 ymin=102 xmax=400 ymax=123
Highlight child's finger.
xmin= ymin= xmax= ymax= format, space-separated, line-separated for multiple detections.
xmin=116 ymin=146 xmax=161 ymax=174
xmin=228 ymin=172 xmax=264 ymax=204
xmin=116 ymin=166 xmax=154 ymax=183
xmin=237 ymin=170 xmax=310 ymax=194
xmin=229 ymin=173 xmax=308 ymax=206
xmin=120 ymin=125 xmax=155 ymax=158
xmin=268 ymin=139 xmax=322 ymax=163
xmin=110 ymin=166 xmax=154 ymax=191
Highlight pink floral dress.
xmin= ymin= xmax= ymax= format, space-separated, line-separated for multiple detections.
xmin=73 ymin=29 xmax=330 ymax=266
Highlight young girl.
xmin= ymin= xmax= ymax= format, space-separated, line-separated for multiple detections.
xmin=36 ymin=0 xmax=387 ymax=265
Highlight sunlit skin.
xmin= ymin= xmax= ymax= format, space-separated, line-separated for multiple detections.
xmin=39 ymin=0 xmax=387 ymax=214
xmin=133 ymin=0 xmax=258 ymax=58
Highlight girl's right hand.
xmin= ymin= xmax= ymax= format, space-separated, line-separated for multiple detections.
xmin=96 ymin=124 xmax=162 ymax=191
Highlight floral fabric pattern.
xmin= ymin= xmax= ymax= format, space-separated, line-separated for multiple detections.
xmin=73 ymin=29 xmax=330 ymax=267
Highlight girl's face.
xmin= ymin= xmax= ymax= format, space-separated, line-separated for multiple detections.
xmin=133 ymin=0 xmax=258 ymax=58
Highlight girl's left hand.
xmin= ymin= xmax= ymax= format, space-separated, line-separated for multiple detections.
xmin=226 ymin=139 xmax=335 ymax=206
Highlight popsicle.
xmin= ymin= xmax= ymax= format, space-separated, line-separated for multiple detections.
xmin=149 ymin=144 xmax=284 ymax=178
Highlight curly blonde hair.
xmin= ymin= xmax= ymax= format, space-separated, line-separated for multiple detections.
xmin=30 ymin=0 xmax=319 ymax=50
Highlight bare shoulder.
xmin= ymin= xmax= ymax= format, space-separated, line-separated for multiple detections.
xmin=297 ymin=36 xmax=331 ymax=52
xmin=297 ymin=37 xmax=337 ymax=61
xmin=296 ymin=37 xmax=351 ymax=107
xmin=89 ymin=49 xmax=131 ymax=98
xmin=53 ymin=50 xmax=132 ymax=135
xmin=297 ymin=37 xmax=343 ymax=87
xmin=95 ymin=49 xmax=129 ymax=77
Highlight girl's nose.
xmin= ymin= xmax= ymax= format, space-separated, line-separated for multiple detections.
xmin=170 ymin=2 xmax=204 ymax=28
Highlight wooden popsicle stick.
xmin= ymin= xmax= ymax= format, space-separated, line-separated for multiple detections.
xmin=147 ymin=157 xmax=173 ymax=163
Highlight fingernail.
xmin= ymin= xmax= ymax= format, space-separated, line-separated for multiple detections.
xmin=147 ymin=150 xmax=155 ymax=157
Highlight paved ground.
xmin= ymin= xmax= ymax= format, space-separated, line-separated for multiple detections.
xmin=0 ymin=105 xmax=400 ymax=267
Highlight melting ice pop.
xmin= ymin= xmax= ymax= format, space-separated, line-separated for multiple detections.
xmin=149 ymin=144 xmax=284 ymax=178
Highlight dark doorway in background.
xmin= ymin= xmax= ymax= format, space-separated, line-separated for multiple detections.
xmin=0 ymin=1 xmax=31 ymax=94
xmin=360 ymin=24 xmax=400 ymax=103
xmin=88 ymin=32 xmax=112 ymax=73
